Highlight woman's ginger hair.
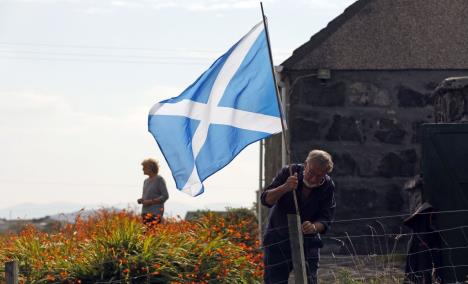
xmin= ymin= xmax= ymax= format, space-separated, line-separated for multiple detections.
xmin=141 ymin=158 xmax=159 ymax=175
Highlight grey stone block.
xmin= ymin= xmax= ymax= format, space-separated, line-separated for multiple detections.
xmin=326 ymin=115 xmax=363 ymax=142
xmin=378 ymin=151 xmax=416 ymax=178
xmin=337 ymin=187 xmax=378 ymax=211
xmin=384 ymin=186 xmax=404 ymax=211
xmin=290 ymin=118 xmax=321 ymax=140
xmin=378 ymin=152 xmax=403 ymax=178
xmin=332 ymin=152 xmax=359 ymax=176
xmin=348 ymin=82 xmax=392 ymax=107
xmin=294 ymin=79 xmax=346 ymax=106
xmin=397 ymin=86 xmax=429 ymax=107
xmin=400 ymin=149 xmax=418 ymax=164
xmin=374 ymin=118 xmax=407 ymax=144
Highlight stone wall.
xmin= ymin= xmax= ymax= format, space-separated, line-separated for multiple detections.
xmin=433 ymin=76 xmax=468 ymax=123
xmin=265 ymin=69 xmax=468 ymax=253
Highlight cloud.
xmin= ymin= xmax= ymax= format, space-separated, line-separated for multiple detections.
xmin=0 ymin=91 xmax=71 ymax=115
xmin=81 ymin=6 xmax=112 ymax=14
xmin=187 ymin=0 xmax=261 ymax=11
xmin=299 ymin=0 xmax=356 ymax=10
xmin=140 ymin=0 xmax=275 ymax=11
xmin=0 ymin=85 xmax=182 ymax=135
xmin=0 ymin=91 xmax=126 ymax=136
xmin=11 ymin=0 xmax=275 ymax=12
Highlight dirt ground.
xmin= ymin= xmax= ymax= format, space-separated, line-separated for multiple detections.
xmin=288 ymin=254 xmax=406 ymax=283
xmin=318 ymin=254 xmax=406 ymax=283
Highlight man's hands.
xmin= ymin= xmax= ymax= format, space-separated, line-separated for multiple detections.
xmin=302 ymin=221 xmax=319 ymax=235
xmin=264 ymin=172 xmax=298 ymax=206
xmin=283 ymin=173 xmax=298 ymax=192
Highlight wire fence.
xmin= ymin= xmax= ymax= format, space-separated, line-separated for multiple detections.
xmin=2 ymin=209 xmax=468 ymax=283
xmin=257 ymin=208 xmax=468 ymax=284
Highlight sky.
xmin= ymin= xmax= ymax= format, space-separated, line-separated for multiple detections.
xmin=0 ymin=0 xmax=355 ymax=218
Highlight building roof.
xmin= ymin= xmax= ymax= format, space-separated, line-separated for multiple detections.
xmin=282 ymin=0 xmax=468 ymax=70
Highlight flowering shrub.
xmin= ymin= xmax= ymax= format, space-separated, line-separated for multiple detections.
xmin=0 ymin=209 xmax=263 ymax=283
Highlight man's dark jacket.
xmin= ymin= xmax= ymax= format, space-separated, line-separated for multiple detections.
xmin=261 ymin=164 xmax=336 ymax=248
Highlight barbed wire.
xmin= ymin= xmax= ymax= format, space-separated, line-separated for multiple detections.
xmin=261 ymin=224 xmax=468 ymax=251
xmin=330 ymin=208 xmax=468 ymax=223
xmin=259 ymin=209 xmax=468 ymax=237
xmin=322 ymin=224 xmax=468 ymax=240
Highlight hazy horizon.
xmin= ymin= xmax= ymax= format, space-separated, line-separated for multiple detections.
xmin=0 ymin=199 xmax=247 ymax=220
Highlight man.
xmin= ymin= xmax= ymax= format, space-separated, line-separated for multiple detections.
xmin=137 ymin=158 xmax=169 ymax=225
xmin=261 ymin=149 xmax=336 ymax=284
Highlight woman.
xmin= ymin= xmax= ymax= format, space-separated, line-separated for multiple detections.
xmin=137 ymin=158 xmax=169 ymax=225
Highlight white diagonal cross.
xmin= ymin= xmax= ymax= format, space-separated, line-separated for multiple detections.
xmin=149 ymin=22 xmax=282 ymax=196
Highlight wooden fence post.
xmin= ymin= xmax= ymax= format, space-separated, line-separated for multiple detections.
xmin=288 ymin=214 xmax=308 ymax=284
xmin=5 ymin=260 xmax=18 ymax=284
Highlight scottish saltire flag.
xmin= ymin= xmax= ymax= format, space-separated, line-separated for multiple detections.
xmin=148 ymin=22 xmax=282 ymax=196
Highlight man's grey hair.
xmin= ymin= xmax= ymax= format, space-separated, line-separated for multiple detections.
xmin=306 ymin=149 xmax=334 ymax=173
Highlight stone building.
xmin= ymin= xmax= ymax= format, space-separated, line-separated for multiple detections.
xmin=263 ymin=0 xmax=468 ymax=252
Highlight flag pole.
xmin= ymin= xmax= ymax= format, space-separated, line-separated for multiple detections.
xmin=260 ymin=2 xmax=300 ymax=216
xmin=260 ymin=4 xmax=309 ymax=283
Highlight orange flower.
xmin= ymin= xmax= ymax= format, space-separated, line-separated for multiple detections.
xmin=60 ymin=271 xmax=68 ymax=278
xmin=119 ymin=258 xmax=128 ymax=265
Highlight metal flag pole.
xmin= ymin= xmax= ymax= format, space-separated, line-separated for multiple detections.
xmin=260 ymin=3 xmax=308 ymax=283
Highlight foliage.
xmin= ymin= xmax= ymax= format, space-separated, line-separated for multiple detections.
xmin=188 ymin=208 xmax=258 ymax=248
xmin=0 ymin=209 xmax=263 ymax=283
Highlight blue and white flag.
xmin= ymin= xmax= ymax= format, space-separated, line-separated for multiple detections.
xmin=148 ymin=22 xmax=282 ymax=196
